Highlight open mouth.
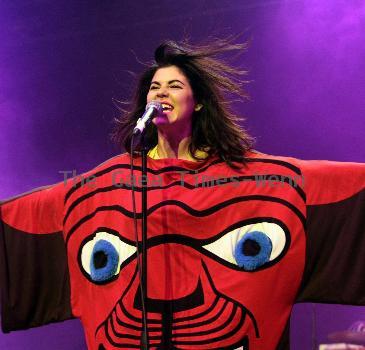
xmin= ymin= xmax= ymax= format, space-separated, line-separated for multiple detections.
xmin=234 ymin=336 xmax=249 ymax=350
xmin=161 ymin=102 xmax=174 ymax=112
xmin=98 ymin=337 xmax=248 ymax=350
xmin=95 ymin=261 xmax=257 ymax=349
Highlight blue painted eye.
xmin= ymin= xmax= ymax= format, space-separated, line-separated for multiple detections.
xmin=90 ymin=239 xmax=119 ymax=282
xmin=234 ymin=231 xmax=272 ymax=271
xmin=202 ymin=221 xmax=288 ymax=271
xmin=79 ymin=231 xmax=137 ymax=284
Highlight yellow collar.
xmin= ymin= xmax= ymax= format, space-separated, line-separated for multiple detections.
xmin=147 ymin=145 xmax=209 ymax=161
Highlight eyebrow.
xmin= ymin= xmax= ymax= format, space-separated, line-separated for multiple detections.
xmin=150 ymin=79 xmax=185 ymax=86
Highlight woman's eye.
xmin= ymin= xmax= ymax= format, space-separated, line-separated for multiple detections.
xmin=170 ymin=85 xmax=182 ymax=89
xmin=202 ymin=221 xmax=289 ymax=271
xmin=149 ymin=86 xmax=158 ymax=90
xmin=79 ymin=231 xmax=136 ymax=284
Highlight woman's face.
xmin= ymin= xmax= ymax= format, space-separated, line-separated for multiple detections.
xmin=147 ymin=65 xmax=198 ymax=129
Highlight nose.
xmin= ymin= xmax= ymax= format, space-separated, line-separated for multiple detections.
xmin=156 ymin=87 xmax=169 ymax=98
xmin=146 ymin=243 xmax=201 ymax=300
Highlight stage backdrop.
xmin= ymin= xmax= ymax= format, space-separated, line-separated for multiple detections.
xmin=0 ymin=1 xmax=364 ymax=349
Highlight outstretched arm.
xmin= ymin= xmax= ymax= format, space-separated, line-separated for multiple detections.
xmin=295 ymin=160 xmax=365 ymax=304
xmin=0 ymin=183 xmax=73 ymax=332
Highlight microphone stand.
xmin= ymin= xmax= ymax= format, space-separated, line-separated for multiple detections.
xmin=132 ymin=102 xmax=162 ymax=349
xmin=140 ymin=132 xmax=149 ymax=349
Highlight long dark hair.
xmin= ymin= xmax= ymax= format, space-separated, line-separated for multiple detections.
xmin=112 ymin=38 xmax=254 ymax=167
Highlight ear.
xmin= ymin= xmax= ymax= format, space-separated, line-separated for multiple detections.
xmin=194 ymin=103 xmax=203 ymax=112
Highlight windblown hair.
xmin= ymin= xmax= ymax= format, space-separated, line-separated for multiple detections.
xmin=112 ymin=38 xmax=255 ymax=167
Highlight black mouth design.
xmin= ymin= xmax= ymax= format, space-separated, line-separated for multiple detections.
xmin=98 ymin=336 xmax=249 ymax=350
xmin=96 ymin=262 xmax=258 ymax=349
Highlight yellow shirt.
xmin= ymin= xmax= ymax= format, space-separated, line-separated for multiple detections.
xmin=147 ymin=145 xmax=209 ymax=161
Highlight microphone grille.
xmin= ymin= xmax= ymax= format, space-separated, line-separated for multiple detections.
xmin=146 ymin=101 xmax=163 ymax=113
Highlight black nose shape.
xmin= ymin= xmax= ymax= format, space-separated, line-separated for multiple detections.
xmin=134 ymin=279 xmax=204 ymax=313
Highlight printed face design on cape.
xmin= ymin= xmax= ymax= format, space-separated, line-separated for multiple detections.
xmin=64 ymin=156 xmax=306 ymax=349
xmin=2 ymin=152 xmax=364 ymax=348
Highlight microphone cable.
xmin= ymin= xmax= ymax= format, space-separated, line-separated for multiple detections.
xmin=130 ymin=133 xmax=149 ymax=350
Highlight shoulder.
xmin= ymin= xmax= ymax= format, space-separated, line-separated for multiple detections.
xmin=243 ymin=149 xmax=304 ymax=174
xmin=80 ymin=153 xmax=131 ymax=178
xmin=245 ymin=149 xmax=365 ymax=172
xmin=247 ymin=150 xmax=365 ymax=204
xmin=93 ymin=153 xmax=130 ymax=169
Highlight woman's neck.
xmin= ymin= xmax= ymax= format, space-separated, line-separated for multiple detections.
xmin=156 ymin=128 xmax=192 ymax=160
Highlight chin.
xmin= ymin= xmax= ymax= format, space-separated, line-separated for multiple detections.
xmin=153 ymin=115 xmax=175 ymax=127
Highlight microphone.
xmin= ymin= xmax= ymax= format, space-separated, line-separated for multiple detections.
xmin=133 ymin=101 xmax=163 ymax=135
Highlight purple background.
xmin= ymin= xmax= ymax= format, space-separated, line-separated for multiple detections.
xmin=0 ymin=1 xmax=364 ymax=349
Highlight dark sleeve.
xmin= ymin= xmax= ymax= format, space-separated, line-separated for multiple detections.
xmin=0 ymin=184 xmax=73 ymax=332
xmin=295 ymin=160 xmax=365 ymax=305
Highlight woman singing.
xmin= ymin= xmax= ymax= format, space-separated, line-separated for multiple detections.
xmin=1 ymin=39 xmax=364 ymax=350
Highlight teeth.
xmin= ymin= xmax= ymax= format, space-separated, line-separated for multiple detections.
xmin=234 ymin=347 xmax=243 ymax=350
xmin=162 ymin=103 xmax=173 ymax=110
